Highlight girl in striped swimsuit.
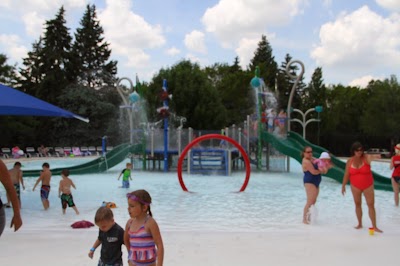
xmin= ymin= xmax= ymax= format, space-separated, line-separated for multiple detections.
xmin=124 ymin=190 xmax=164 ymax=266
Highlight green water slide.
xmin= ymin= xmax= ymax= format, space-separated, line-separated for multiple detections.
xmin=261 ymin=130 xmax=392 ymax=191
xmin=23 ymin=143 xmax=144 ymax=177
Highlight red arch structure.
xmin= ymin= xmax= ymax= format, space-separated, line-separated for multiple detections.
xmin=177 ymin=134 xmax=251 ymax=192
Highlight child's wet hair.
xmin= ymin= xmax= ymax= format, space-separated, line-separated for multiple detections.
xmin=95 ymin=206 xmax=114 ymax=223
xmin=61 ymin=169 xmax=70 ymax=176
xmin=127 ymin=189 xmax=153 ymax=217
xmin=14 ymin=161 xmax=21 ymax=167
xmin=42 ymin=162 xmax=50 ymax=168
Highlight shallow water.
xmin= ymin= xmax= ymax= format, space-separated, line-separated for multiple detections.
xmin=0 ymin=158 xmax=398 ymax=233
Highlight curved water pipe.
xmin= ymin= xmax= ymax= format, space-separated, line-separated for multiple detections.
xmin=285 ymin=60 xmax=305 ymax=171
xmin=116 ymin=77 xmax=136 ymax=145
xmin=285 ymin=60 xmax=305 ymax=133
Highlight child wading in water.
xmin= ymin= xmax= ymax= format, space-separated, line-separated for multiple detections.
xmin=58 ymin=169 xmax=79 ymax=215
xmin=32 ymin=162 xmax=52 ymax=210
xmin=125 ymin=189 xmax=164 ymax=266
xmin=118 ymin=163 xmax=133 ymax=188
xmin=88 ymin=206 xmax=125 ymax=266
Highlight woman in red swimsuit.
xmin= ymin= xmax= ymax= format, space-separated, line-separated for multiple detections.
xmin=341 ymin=142 xmax=382 ymax=232
xmin=389 ymin=144 xmax=400 ymax=206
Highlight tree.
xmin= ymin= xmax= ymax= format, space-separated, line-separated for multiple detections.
xmin=54 ymin=85 xmax=120 ymax=144
xmin=37 ymin=6 xmax=73 ymax=105
xmin=205 ymin=60 xmax=254 ymax=126
xmin=360 ymin=76 xmax=400 ymax=143
xmin=19 ymin=38 xmax=44 ymax=95
xmin=146 ymin=60 xmax=227 ymax=129
xmin=249 ymin=35 xmax=278 ymax=90
xmin=0 ymin=54 xmax=17 ymax=86
xmin=71 ymin=4 xmax=117 ymax=88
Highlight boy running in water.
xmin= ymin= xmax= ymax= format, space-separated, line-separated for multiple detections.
xmin=32 ymin=162 xmax=52 ymax=210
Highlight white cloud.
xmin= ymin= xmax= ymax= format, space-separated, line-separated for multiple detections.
xmin=0 ymin=34 xmax=28 ymax=64
xmin=184 ymin=30 xmax=207 ymax=54
xmin=376 ymin=0 xmax=400 ymax=12
xmin=311 ymin=6 xmax=400 ymax=75
xmin=22 ymin=12 xmax=47 ymax=37
xmin=235 ymin=37 xmax=259 ymax=70
xmin=349 ymin=75 xmax=383 ymax=88
xmin=0 ymin=0 xmax=88 ymax=37
xmin=165 ymin=47 xmax=180 ymax=56
xmin=99 ymin=0 xmax=166 ymax=69
xmin=202 ymin=0 xmax=306 ymax=48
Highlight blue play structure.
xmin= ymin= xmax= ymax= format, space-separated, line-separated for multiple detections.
xmin=188 ymin=148 xmax=230 ymax=175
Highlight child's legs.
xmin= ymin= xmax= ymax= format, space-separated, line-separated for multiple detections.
xmin=0 ymin=206 xmax=5 ymax=237
xmin=122 ymin=180 xmax=130 ymax=188
xmin=72 ymin=206 xmax=79 ymax=215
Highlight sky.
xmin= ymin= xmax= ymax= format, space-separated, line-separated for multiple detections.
xmin=0 ymin=0 xmax=399 ymax=87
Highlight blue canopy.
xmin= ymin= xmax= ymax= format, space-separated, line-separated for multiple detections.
xmin=0 ymin=83 xmax=89 ymax=122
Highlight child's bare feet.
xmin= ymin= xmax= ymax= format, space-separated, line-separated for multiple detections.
xmin=354 ymin=224 xmax=362 ymax=229
xmin=374 ymin=227 xmax=383 ymax=233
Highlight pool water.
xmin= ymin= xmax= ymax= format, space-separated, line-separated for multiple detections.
xmin=0 ymin=158 xmax=398 ymax=233
xmin=5 ymin=157 xmax=94 ymax=170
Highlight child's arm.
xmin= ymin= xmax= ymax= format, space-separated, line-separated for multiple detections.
xmin=88 ymin=239 xmax=101 ymax=259
xmin=71 ymin=180 xmax=76 ymax=190
xmin=58 ymin=180 xmax=62 ymax=198
xmin=32 ymin=175 xmax=43 ymax=191
xmin=117 ymin=170 xmax=123 ymax=180
xmin=124 ymin=220 xmax=131 ymax=256
xmin=148 ymin=219 xmax=164 ymax=266
xmin=19 ymin=170 xmax=25 ymax=190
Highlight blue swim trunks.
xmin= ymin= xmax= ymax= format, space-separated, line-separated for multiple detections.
xmin=40 ymin=185 xmax=50 ymax=200
xmin=122 ymin=180 xmax=130 ymax=188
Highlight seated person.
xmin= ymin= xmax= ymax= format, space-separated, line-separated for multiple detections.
xmin=38 ymin=145 xmax=49 ymax=157
xmin=72 ymin=147 xmax=82 ymax=156
xmin=12 ymin=146 xmax=24 ymax=159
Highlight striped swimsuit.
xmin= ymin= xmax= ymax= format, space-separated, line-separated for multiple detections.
xmin=128 ymin=216 xmax=156 ymax=266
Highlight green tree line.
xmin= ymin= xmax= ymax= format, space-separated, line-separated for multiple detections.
xmin=0 ymin=5 xmax=399 ymax=155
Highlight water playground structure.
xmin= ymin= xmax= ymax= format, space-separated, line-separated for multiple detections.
xmin=21 ymin=61 xmax=393 ymax=192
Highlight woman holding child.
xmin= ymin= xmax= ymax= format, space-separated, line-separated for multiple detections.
xmin=301 ymin=147 xmax=332 ymax=224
